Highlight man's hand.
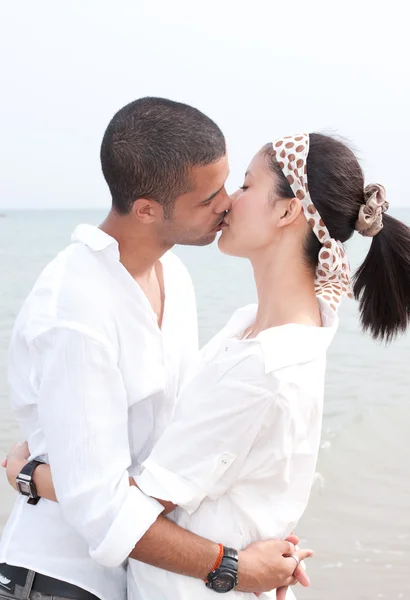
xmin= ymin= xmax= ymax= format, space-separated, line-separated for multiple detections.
xmin=1 ymin=441 xmax=30 ymax=490
xmin=237 ymin=537 xmax=313 ymax=594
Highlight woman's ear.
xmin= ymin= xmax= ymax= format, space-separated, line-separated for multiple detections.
xmin=277 ymin=197 xmax=303 ymax=228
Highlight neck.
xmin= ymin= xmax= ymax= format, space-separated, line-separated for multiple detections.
xmin=250 ymin=246 xmax=320 ymax=334
xmin=99 ymin=210 xmax=172 ymax=279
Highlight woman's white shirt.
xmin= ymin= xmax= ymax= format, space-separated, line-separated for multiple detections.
xmin=131 ymin=299 xmax=338 ymax=600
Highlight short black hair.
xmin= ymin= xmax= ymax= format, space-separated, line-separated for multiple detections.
xmin=100 ymin=97 xmax=226 ymax=216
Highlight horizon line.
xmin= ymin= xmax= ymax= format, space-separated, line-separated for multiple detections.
xmin=1 ymin=206 xmax=410 ymax=213
xmin=0 ymin=207 xmax=109 ymax=212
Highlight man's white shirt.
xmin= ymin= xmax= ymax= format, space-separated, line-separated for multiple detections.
xmin=0 ymin=225 xmax=198 ymax=600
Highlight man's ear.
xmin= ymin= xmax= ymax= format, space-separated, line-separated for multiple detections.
xmin=277 ymin=197 xmax=303 ymax=228
xmin=131 ymin=198 xmax=162 ymax=224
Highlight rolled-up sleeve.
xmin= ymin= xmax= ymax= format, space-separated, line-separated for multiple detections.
xmin=136 ymin=355 xmax=276 ymax=514
xmin=32 ymin=326 xmax=164 ymax=567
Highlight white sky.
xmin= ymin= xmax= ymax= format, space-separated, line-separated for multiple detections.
xmin=0 ymin=0 xmax=409 ymax=209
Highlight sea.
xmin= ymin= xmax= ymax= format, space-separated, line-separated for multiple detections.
xmin=0 ymin=209 xmax=409 ymax=600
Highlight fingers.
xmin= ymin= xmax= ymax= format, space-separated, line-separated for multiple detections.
xmin=279 ymin=586 xmax=291 ymax=600
xmin=282 ymin=575 xmax=297 ymax=588
xmin=6 ymin=441 xmax=30 ymax=462
xmin=15 ymin=441 xmax=30 ymax=459
xmin=293 ymin=563 xmax=310 ymax=587
xmin=295 ymin=548 xmax=314 ymax=562
xmin=282 ymin=549 xmax=313 ymax=588
xmin=285 ymin=534 xmax=299 ymax=546
xmin=276 ymin=586 xmax=288 ymax=600
xmin=281 ymin=541 xmax=296 ymax=556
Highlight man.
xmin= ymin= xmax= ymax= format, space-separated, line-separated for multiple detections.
xmin=0 ymin=98 xmax=311 ymax=600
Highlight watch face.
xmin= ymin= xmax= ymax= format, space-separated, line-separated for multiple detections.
xmin=17 ymin=480 xmax=32 ymax=496
xmin=211 ymin=573 xmax=236 ymax=593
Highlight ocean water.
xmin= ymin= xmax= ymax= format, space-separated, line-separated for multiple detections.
xmin=0 ymin=210 xmax=409 ymax=600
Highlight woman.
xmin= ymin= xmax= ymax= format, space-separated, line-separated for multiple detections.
xmin=4 ymin=133 xmax=410 ymax=599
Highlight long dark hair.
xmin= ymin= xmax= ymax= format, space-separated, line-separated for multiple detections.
xmin=264 ymin=133 xmax=410 ymax=342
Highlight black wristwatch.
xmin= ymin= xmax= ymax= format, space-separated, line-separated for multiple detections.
xmin=205 ymin=546 xmax=239 ymax=593
xmin=16 ymin=460 xmax=44 ymax=505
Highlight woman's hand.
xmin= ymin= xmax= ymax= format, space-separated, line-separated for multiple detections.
xmin=275 ymin=534 xmax=310 ymax=599
xmin=1 ymin=441 xmax=30 ymax=490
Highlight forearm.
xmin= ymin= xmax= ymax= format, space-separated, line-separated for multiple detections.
xmin=130 ymin=513 xmax=273 ymax=594
xmin=130 ymin=514 xmax=220 ymax=580
xmin=34 ymin=464 xmax=57 ymax=502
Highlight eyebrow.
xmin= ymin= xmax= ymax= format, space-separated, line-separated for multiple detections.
xmin=199 ymin=184 xmax=225 ymax=205
xmin=244 ymin=170 xmax=253 ymax=178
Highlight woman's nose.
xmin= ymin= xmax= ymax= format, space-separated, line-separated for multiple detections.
xmin=229 ymin=189 xmax=242 ymax=204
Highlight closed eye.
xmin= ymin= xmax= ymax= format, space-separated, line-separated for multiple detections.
xmin=199 ymin=185 xmax=225 ymax=206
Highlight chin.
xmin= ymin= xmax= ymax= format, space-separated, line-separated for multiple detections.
xmin=178 ymin=232 xmax=217 ymax=247
xmin=218 ymin=229 xmax=249 ymax=258
xmin=217 ymin=232 xmax=235 ymax=256
xmin=195 ymin=234 xmax=217 ymax=247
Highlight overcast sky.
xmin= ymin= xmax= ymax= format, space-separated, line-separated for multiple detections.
xmin=0 ymin=0 xmax=409 ymax=209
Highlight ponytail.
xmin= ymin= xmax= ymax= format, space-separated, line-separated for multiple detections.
xmin=353 ymin=213 xmax=410 ymax=342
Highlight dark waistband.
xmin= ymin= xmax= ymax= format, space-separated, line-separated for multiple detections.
xmin=0 ymin=564 xmax=100 ymax=600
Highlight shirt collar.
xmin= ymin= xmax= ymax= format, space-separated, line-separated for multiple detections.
xmin=71 ymin=224 xmax=120 ymax=259
xmin=226 ymin=298 xmax=338 ymax=373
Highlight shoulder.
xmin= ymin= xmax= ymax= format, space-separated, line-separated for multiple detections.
xmin=15 ymin=243 xmax=117 ymax=344
xmin=35 ymin=242 xmax=112 ymax=302
xmin=203 ymin=319 xmax=330 ymax=395
xmin=201 ymin=304 xmax=258 ymax=352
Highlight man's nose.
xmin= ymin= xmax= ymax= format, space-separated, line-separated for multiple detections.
xmin=214 ymin=189 xmax=232 ymax=214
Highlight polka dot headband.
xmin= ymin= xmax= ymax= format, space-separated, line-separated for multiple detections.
xmin=272 ymin=133 xmax=353 ymax=311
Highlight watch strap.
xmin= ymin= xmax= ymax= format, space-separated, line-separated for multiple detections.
xmin=222 ymin=547 xmax=238 ymax=562
xmin=17 ymin=459 xmax=44 ymax=505
xmin=220 ymin=547 xmax=238 ymax=582
xmin=19 ymin=459 xmax=44 ymax=479
xmin=205 ymin=546 xmax=239 ymax=592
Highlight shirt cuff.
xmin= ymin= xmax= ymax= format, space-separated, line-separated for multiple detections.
xmin=89 ymin=485 xmax=164 ymax=567
xmin=136 ymin=454 xmax=236 ymax=516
